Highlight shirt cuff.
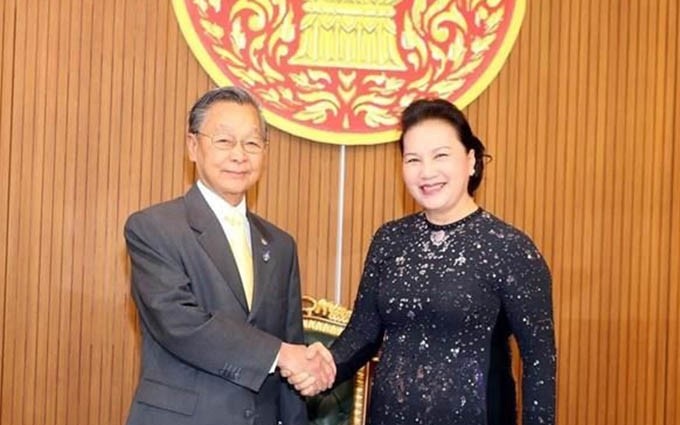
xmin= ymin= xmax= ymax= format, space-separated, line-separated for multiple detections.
xmin=269 ymin=351 xmax=280 ymax=374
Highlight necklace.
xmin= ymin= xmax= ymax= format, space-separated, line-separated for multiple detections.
xmin=430 ymin=230 xmax=448 ymax=246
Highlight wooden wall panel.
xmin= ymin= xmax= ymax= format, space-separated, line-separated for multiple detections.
xmin=667 ymin=1 xmax=680 ymax=422
xmin=341 ymin=143 xmax=415 ymax=306
xmin=339 ymin=1 xmax=680 ymax=425
xmin=249 ymin=128 xmax=341 ymax=300
xmin=0 ymin=0 xmax=211 ymax=424
xmin=1 ymin=0 xmax=679 ymax=425
xmin=0 ymin=0 xmax=13 ymax=422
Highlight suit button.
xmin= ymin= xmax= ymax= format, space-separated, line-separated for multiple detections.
xmin=244 ymin=409 xmax=254 ymax=419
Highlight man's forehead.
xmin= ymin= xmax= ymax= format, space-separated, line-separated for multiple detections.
xmin=211 ymin=122 xmax=262 ymax=135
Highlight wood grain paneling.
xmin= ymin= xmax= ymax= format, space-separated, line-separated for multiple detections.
xmin=249 ymin=128 xmax=341 ymax=300
xmin=1 ymin=0 xmax=679 ymax=424
xmin=664 ymin=2 xmax=680 ymax=425
xmin=339 ymin=1 xmax=680 ymax=425
xmin=0 ymin=0 xmax=13 ymax=420
xmin=342 ymin=143 xmax=416 ymax=306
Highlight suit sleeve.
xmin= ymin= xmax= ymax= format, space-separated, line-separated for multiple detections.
xmin=125 ymin=210 xmax=281 ymax=392
xmin=278 ymin=242 xmax=309 ymax=425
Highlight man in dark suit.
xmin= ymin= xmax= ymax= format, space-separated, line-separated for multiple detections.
xmin=124 ymin=87 xmax=334 ymax=425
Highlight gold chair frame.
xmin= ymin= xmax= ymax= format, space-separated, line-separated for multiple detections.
xmin=302 ymin=296 xmax=370 ymax=425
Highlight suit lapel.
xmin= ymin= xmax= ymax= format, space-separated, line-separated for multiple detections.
xmin=185 ymin=185 xmax=249 ymax=312
xmin=247 ymin=212 xmax=277 ymax=317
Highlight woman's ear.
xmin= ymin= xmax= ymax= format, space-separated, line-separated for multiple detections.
xmin=468 ymin=149 xmax=477 ymax=176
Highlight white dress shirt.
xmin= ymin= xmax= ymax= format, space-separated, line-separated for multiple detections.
xmin=196 ymin=180 xmax=280 ymax=373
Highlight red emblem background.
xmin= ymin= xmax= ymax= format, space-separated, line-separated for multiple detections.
xmin=173 ymin=1 xmax=525 ymax=144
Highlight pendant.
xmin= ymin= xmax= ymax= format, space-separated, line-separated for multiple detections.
xmin=430 ymin=230 xmax=447 ymax=246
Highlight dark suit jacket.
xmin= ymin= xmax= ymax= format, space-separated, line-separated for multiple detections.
xmin=124 ymin=185 xmax=307 ymax=425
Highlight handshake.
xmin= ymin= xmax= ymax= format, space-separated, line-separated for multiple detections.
xmin=277 ymin=342 xmax=336 ymax=396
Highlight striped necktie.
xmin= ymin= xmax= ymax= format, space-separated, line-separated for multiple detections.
xmin=224 ymin=211 xmax=254 ymax=308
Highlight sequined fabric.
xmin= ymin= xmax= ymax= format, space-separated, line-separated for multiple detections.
xmin=331 ymin=209 xmax=556 ymax=425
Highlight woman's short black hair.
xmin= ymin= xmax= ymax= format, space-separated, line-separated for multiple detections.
xmin=398 ymin=98 xmax=487 ymax=195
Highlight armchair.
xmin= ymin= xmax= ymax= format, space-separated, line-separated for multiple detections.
xmin=301 ymin=296 xmax=371 ymax=425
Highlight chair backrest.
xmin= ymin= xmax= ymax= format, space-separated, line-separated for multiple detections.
xmin=302 ymin=296 xmax=370 ymax=425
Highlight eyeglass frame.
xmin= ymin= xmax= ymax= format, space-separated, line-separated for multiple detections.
xmin=191 ymin=130 xmax=269 ymax=154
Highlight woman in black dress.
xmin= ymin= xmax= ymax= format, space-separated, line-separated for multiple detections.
xmin=292 ymin=98 xmax=556 ymax=425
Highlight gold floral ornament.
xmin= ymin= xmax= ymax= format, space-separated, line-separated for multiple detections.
xmin=173 ymin=0 xmax=526 ymax=145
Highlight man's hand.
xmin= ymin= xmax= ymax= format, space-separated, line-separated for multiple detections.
xmin=278 ymin=342 xmax=336 ymax=396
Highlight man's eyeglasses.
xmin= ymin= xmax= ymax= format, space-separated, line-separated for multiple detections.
xmin=193 ymin=131 xmax=268 ymax=154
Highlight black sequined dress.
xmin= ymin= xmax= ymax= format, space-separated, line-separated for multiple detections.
xmin=331 ymin=209 xmax=556 ymax=425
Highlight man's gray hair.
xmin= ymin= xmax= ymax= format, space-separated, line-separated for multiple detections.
xmin=188 ymin=86 xmax=267 ymax=136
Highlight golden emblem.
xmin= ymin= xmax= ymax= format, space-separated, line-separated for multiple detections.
xmin=289 ymin=0 xmax=406 ymax=71
xmin=173 ymin=0 xmax=526 ymax=145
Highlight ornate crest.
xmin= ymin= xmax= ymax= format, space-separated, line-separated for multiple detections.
xmin=173 ymin=0 xmax=525 ymax=144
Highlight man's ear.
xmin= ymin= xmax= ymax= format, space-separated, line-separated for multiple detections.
xmin=186 ymin=133 xmax=198 ymax=162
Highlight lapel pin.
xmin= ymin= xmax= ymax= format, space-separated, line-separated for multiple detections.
xmin=262 ymin=250 xmax=271 ymax=263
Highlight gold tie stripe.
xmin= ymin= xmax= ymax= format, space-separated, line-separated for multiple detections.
xmin=224 ymin=211 xmax=254 ymax=308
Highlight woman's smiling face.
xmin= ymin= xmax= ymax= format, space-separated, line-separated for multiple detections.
xmin=401 ymin=118 xmax=477 ymax=224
